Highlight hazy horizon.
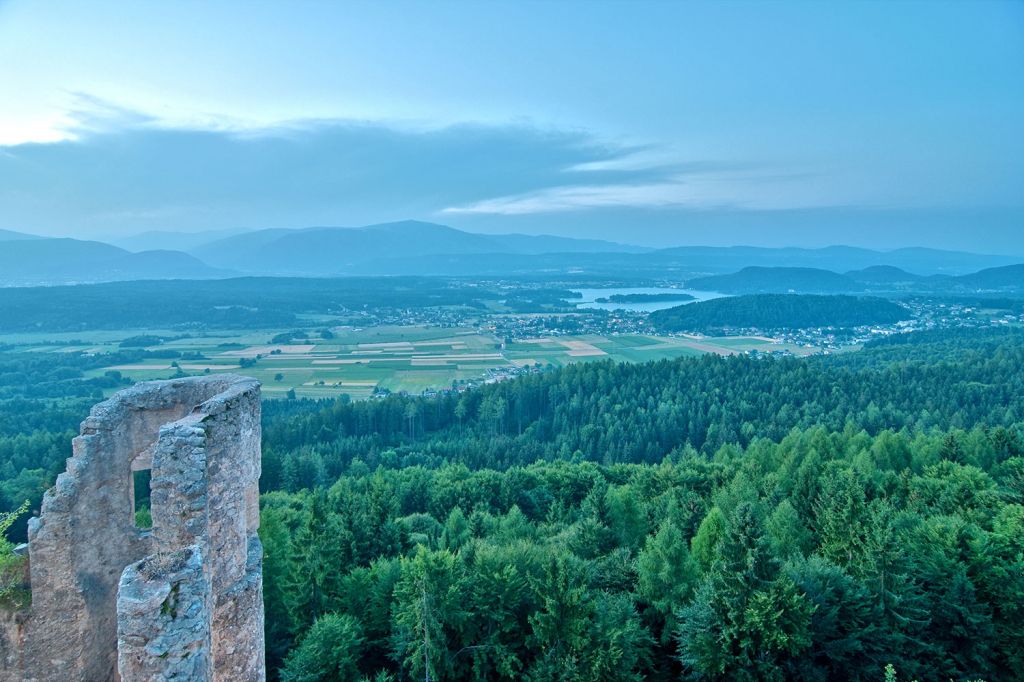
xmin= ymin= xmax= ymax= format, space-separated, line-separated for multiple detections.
xmin=3 ymin=216 xmax=1022 ymax=258
xmin=1 ymin=0 xmax=1022 ymax=252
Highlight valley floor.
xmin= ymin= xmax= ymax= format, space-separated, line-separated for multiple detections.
xmin=0 ymin=325 xmax=816 ymax=399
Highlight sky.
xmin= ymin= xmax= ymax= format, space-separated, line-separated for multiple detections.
xmin=0 ymin=0 xmax=1022 ymax=251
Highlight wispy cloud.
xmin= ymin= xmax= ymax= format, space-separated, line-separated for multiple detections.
xmin=58 ymin=92 xmax=157 ymax=136
xmin=443 ymin=181 xmax=702 ymax=215
xmin=442 ymin=168 xmax=832 ymax=215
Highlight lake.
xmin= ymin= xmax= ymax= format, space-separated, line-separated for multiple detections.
xmin=572 ymin=287 xmax=727 ymax=313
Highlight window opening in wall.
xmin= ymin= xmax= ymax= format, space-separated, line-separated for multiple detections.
xmin=133 ymin=469 xmax=152 ymax=529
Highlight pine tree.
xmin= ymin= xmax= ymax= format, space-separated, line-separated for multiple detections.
xmin=677 ymin=503 xmax=813 ymax=681
xmin=691 ymin=506 xmax=727 ymax=572
xmin=636 ymin=519 xmax=698 ymax=643
xmin=280 ymin=613 xmax=365 ymax=682
xmin=391 ymin=547 xmax=466 ymax=682
xmin=285 ymin=490 xmax=351 ymax=632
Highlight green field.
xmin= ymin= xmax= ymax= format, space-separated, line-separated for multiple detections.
xmin=0 ymin=326 xmax=812 ymax=399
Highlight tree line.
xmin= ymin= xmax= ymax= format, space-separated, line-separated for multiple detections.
xmin=260 ymin=329 xmax=1024 ymax=491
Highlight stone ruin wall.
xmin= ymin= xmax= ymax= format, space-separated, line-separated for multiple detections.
xmin=0 ymin=374 xmax=265 ymax=681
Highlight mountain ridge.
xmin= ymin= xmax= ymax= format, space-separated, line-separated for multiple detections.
xmin=2 ymin=219 xmax=1021 ymax=286
xmin=685 ymin=263 xmax=1024 ymax=296
xmin=188 ymin=220 xmax=648 ymax=274
xmin=0 ymin=239 xmax=229 ymax=285
xmin=186 ymin=220 xmax=1018 ymax=277
xmin=0 ymin=228 xmax=44 ymax=241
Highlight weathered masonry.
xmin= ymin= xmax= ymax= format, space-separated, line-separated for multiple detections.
xmin=0 ymin=375 xmax=265 ymax=681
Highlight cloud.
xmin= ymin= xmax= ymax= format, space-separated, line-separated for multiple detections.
xmin=443 ymin=181 xmax=704 ymax=215
xmin=58 ymin=92 xmax=158 ymax=136
xmin=0 ymin=96 xmax=834 ymax=237
xmin=0 ymin=99 xmax=706 ymax=235
xmin=442 ymin=168 xmax=833 ymax=215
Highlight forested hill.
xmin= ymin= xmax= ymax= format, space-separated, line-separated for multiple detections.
xmin=648 ymin=294 xmax=909 ymax=333
xmin=686 ymin=266 xmax=857 ymax=293
xmin=260 ymin=328 xmax=1024 ymax=681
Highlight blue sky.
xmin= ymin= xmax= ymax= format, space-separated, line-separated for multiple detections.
xmin=0 ymin=0 xmax=1022 ymax=251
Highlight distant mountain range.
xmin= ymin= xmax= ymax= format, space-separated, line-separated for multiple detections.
xmin=188 ymin=227 xmax=1020 ymax=277
xmin=107 ymin=227 xmax=254 ymax=252
xmin=0 ymin=238 xmax=226 ymax=286
xmin=0 ymin=220 xmax=1020 ymax=288
xmin=687 ymin=264 xmax=1024 ymax=295
xmin=651 ymin=245 xmax=1019 ymax=275
xmin=188 ymin=220 xmax=650 ymax=275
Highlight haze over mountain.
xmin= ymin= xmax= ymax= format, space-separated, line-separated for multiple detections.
xmin=188 ymin=220 xmax=649 ymax=275
xmin=2 ymin=220 xmax=1021 ymax=286
xmin=108 ymin=228 xmax=254 ymax=253
xmin=645 ymin=245 xmax=1018 ymax=275
xmin=184 ymin=222 xmax=1020 ymax=278
xmin=686 ymin=263 xmax=1024 ymax=295
xmin=0 ymin=238 xmax=228 ymax=286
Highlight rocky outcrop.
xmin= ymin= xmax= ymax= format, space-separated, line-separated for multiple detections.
xmin=0 ymin=375 xmax=265 ymax=681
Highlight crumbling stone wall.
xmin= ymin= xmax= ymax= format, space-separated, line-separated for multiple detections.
xmin=0 ymin=375 xmax=264 ymax=682
xmin=117 ymin=545 xmax=212 ymax=680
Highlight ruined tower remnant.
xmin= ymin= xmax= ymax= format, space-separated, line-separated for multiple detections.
xmin=0 ymin=375 xmax=265 ymax=681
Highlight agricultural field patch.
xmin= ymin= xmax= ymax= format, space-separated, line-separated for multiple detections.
xmin=0 ymin=324 xmax=807 ymax=399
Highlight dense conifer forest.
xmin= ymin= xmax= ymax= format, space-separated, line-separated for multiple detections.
xmin=255 ymin=328 xmax=1024 ymax=681
xmin=0 ymin=328 xmax=1022 ymax=680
